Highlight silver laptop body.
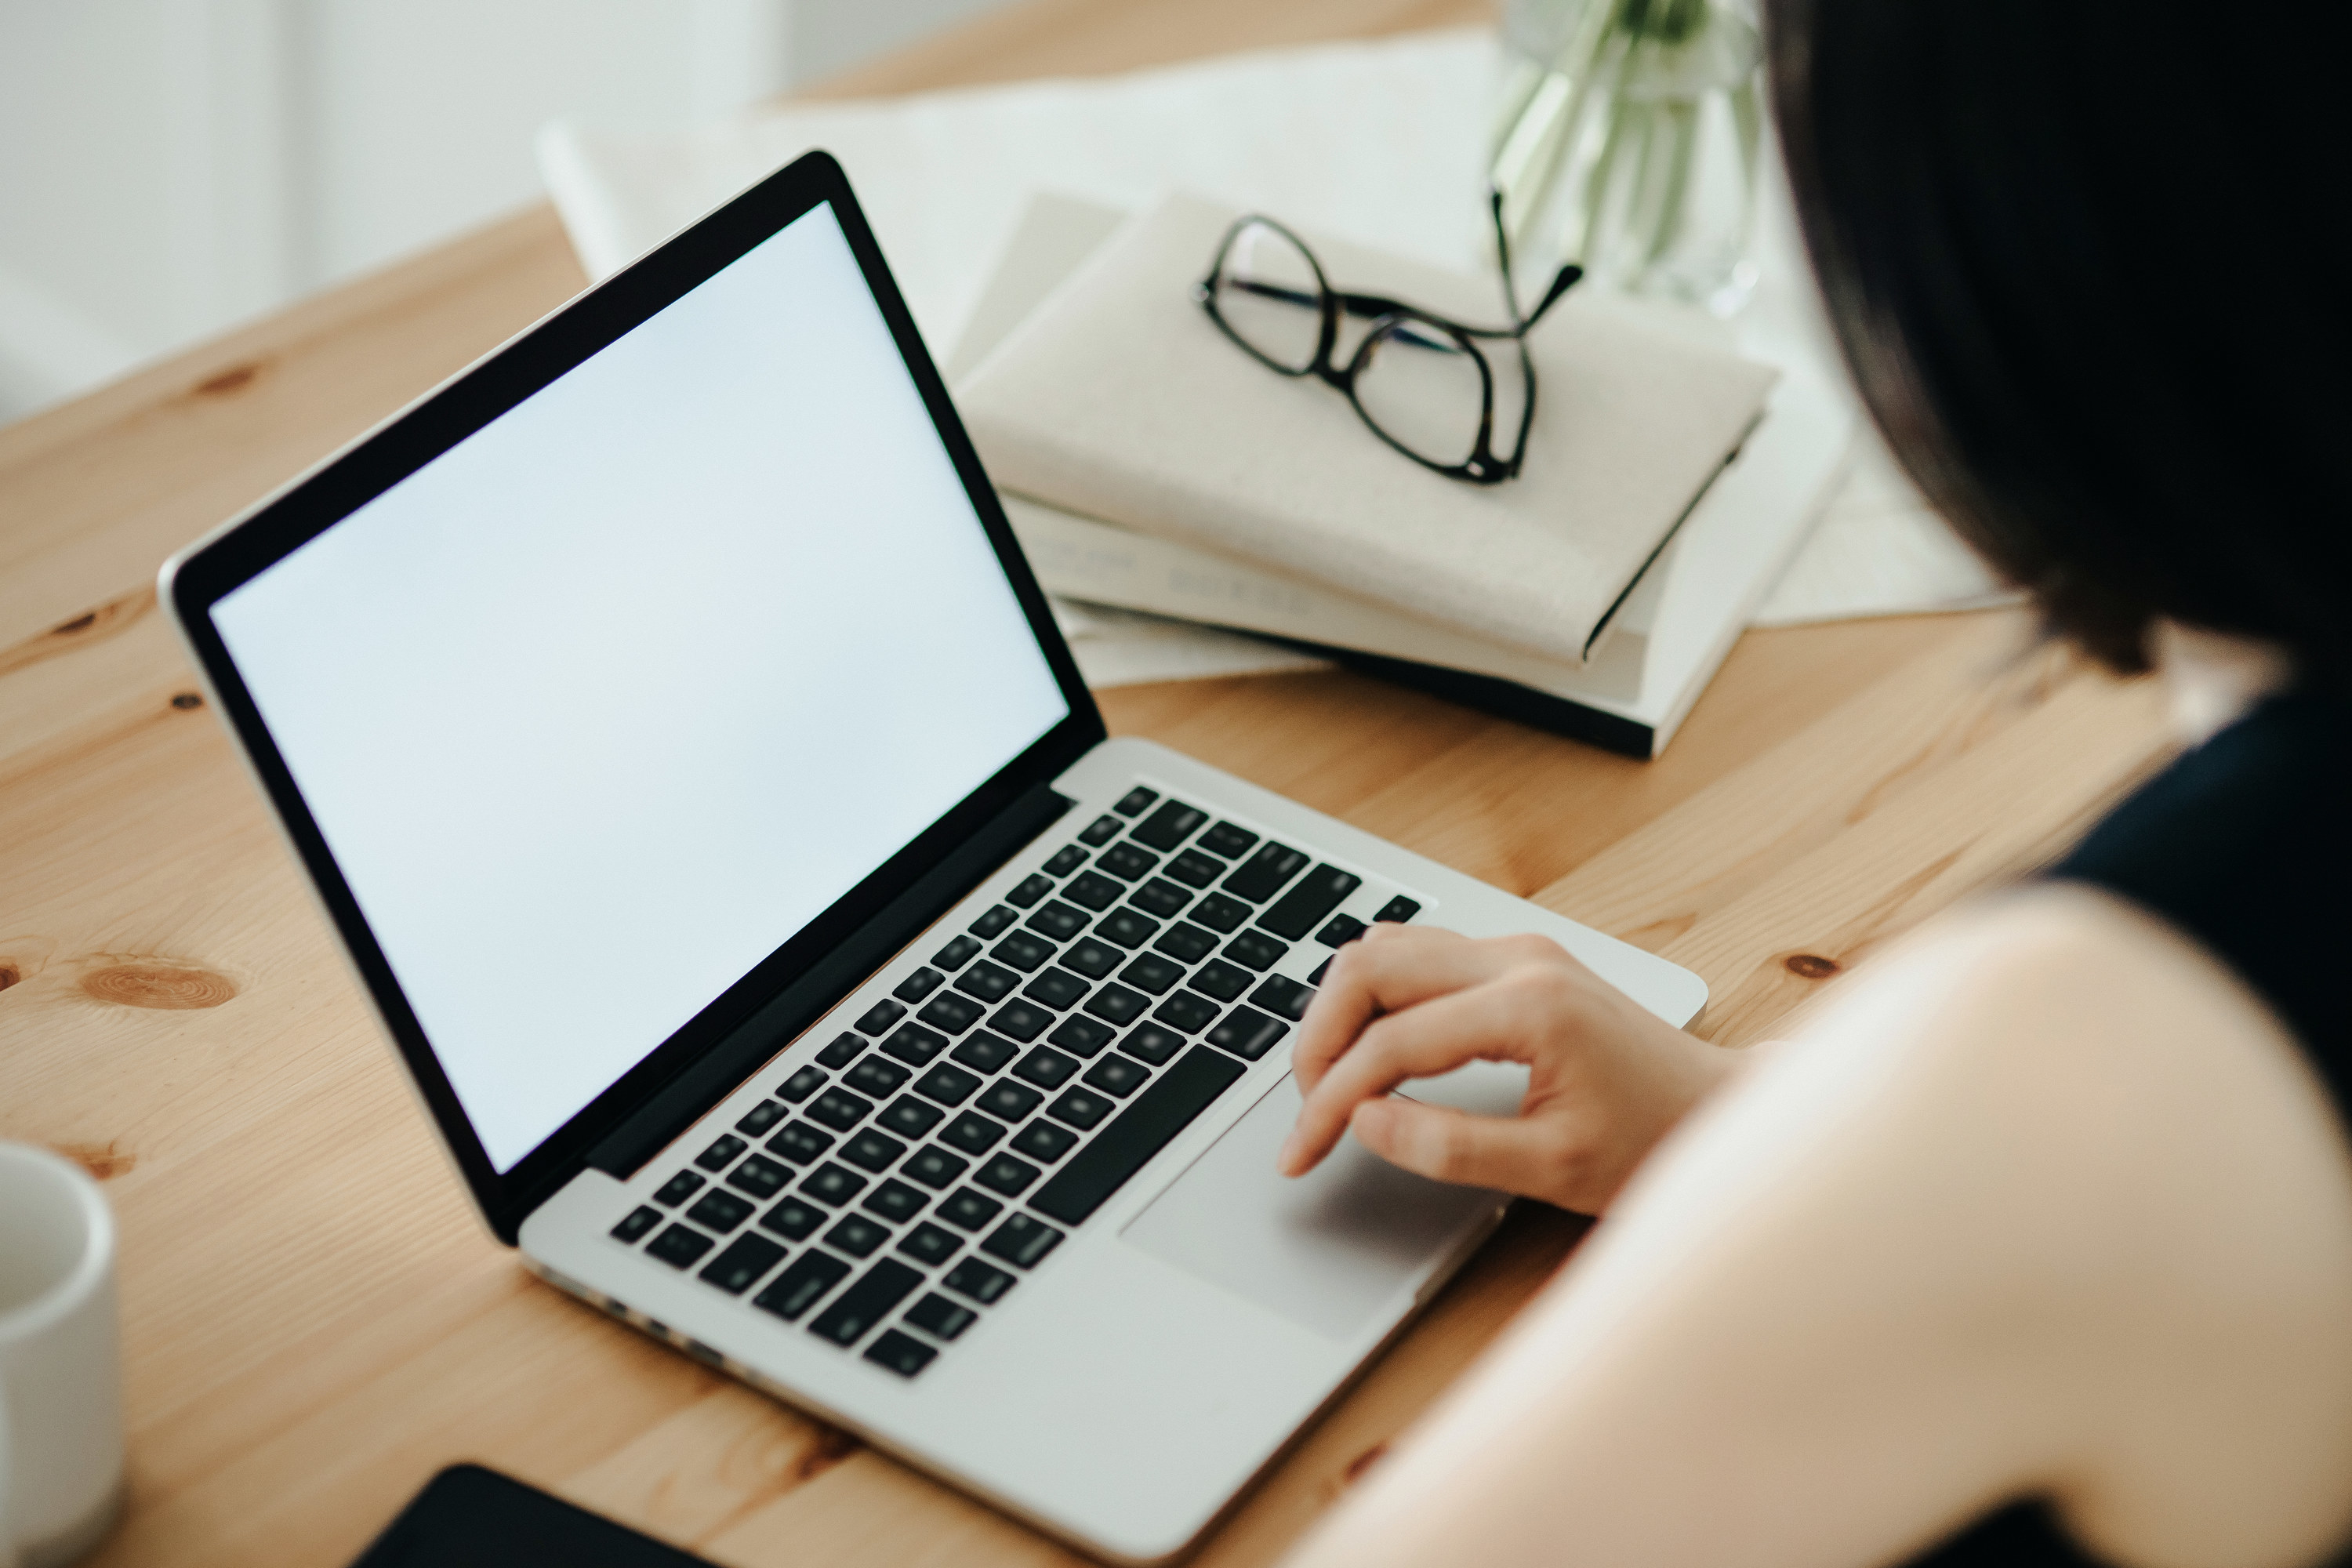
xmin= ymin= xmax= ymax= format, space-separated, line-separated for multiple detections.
xmin=162 ymin=151 xmax=1704 ymax=1563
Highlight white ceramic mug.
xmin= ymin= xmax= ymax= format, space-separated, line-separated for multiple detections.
xmin=0 ymin=1143 xmax=124 ymax=1568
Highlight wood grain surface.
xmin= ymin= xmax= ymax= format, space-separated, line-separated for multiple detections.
xmin=0 ymin=1 xmax=2176 ymax=1564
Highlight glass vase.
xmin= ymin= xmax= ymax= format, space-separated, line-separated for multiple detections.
xmin=1490 ymin=0 xmax=1766 ymax=316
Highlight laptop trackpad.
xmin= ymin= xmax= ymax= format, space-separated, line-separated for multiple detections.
xmin=1120 ymin=1076 xmax=1501 ymax=1343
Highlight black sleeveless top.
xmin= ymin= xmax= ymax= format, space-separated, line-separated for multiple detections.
xmin=1906 ymin=689 xmax=2351 ymax=1566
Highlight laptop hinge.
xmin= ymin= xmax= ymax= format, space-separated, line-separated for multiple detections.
xmin=583 ymin=782 xmax=1074 ymax=1181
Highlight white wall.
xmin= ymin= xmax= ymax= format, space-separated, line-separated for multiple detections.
xmin=0 ymin=0 xmax=1014 ymax=423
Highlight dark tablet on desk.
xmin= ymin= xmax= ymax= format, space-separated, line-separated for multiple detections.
xmin=352 ymin=1464 xmax=710 ymax=1566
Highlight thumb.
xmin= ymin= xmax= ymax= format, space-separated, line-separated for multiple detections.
xmin=1348 ymin=1097 xmax=1561 ymax=1196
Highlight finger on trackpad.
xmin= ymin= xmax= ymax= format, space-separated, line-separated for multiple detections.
xmin=1120 ymin=1075 xmax=1504 ymax=1343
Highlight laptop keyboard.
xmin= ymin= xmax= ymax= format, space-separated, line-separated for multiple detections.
xmin=602 ymin=783 xmax=1420 ymax=1380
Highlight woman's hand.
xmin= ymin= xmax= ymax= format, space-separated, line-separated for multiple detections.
xmin=1277 ymin=924 xmax=1736 ymax=1214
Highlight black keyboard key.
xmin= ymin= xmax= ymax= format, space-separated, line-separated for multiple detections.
xmin=842 ymin=1129 xmax=907 ymax=1173
xmin=1065 ymin=870 xmax=1123 ymax=911
xmin=1152 ymin=922 xmax=1218 ymax=964
xmin=898 ymin=1220 xmax=962 ymax=1265
xmin=989 ymin=1000 xmax=1054 ymax=1041
xmin=1083 ymin=982 xmax=1149 ymax=1025
xmin=1153 ymin=991 xmax=1220 ymax=1034
xmin=1013 ymin=1046 xmax=1080 ymax=1088
xmin=902 ymin=1146 xmax=968 ymax=1191
xmin=1031 ymin=1047 xmax=1249 ymax=1226
xmin=1100 ymin=842 xmax=1159 ymax=882
xmin=1011 ymin=1120 xmax=1080 ymax=1162
xmin=1083 ymin=1055 xmax=1150 ymax=1098
xmin=1120 ymin=1023 xmax=1187 ymax=1065
xmin=894 ymin=967 xmax=944 ymax=1004
xmin=975 ymin=1152 xmax=1041 ymax=1196
xmin=1006 ymin=874 xmax=1054 ymax=909
xmin=808 ymin=1087 xmax=874 ymax=1131
xmin=914 ymin=1062 xmax=982 ymax=1106
xmin=862 ymin=1178 xmax=928 ymax=1223
xmin=699 ymin=1235 xmax=786 ymax=1295
xmin=1224 ymin=842 xmax=1308 ymax=902
xmin=654 ymin=1171 xmax=705 ymax=1207
xmin=1374 ymin=895 xmax=1422 ymax=924
xmin=880 ymin=1023 xmax=949 ymax=1067
xmin=1129 ymin=878 xmax=1192 ymax=920
xmin=726 ymin=1153 xmax=792 ymax=1199
xmin=1047 ymin=1016 xmax=1114 ymax=1058
xmin=1113 ymin=786 xmax=1158 ymax=816
xmin=944 ymin=1257 xmax=1016 ymax=1305
xmin=1308 ymin=956 xmax=1331 ymax=984
xmin=759 ymin=1196 xmax=825 ymax=1241
xmin=648 ymin=1225 xmax=715 ymax=1269
xmin=735 ymin=1099 xmax=787 ymax=1138
xmin=865 ymin=1328 xmax=938 ymax=1378
xmin=799 ymin=1162 xmax=866 ymax=1206
xmin=1062 ymin=936 xmax=1123 ymax=979
xmin=940 ymin=1110 xmax=1008 ymax=1155
xmin=1250 ymin=975 xmax=1317 ymax=1022
xmin=916 ymin=992 xmax=985 ymax=1035
xmin=809 ymin=1260 xmax=917 ymax=1345
xmin=1165 ymin=848 xmax=1225 ymax=888
xmin=949 ymin=1031 xmax=1019 ymax=1073
xmin=970 ymin=905 xmax=1017 ymax=939
xmin=1259 ymin=864 xmax=1363 ymax=941
xmin=1095 ymin=910 xmax=1160 ymax=952
xmin=981 ymin=1214 xmax=1065 ymax=1270
xmin=978 ymin=1080 xmax=1044 ymax=1121
xmin=1189 ymin=892 xmax=1251 ymax=933
xmin=767 ymin=1122 xmax=833 ymax=1164
xmin=686 ymin=1189 xmax=755 ymax=1232
xmin=1198 ymin=821 xmax=1258 ymax=858
xmin=1131 ymin=799 xmax=1207 ymax=850
xmin=1047 ymin=1086 xmax=1115 ymax=1130
xmin=846 ymin=1057 xmax=909 ymax=1098
xmin=954 ymin=960 xmax=1018 ymax=1004
xmin=824 ymin=1215 xmax=891 ymax=1258
xmin=991 ymin=931 xmax=1054 ymax=972
xmin=1044 ymin=844 xmax=1089 ymax=877
xmin=752 ymin=1250 xmax=850 ymax=1321
xmin=878 ymin=1095 xmax=945 ymax=1139
xmin=1316 ymin=914 xmax=1368 ymax=948
xmin=1024 ymin=967 xmax=1089 ymax=1011
xmin=856 ymin=999 xmax=906 ymax=1036
xmin=1222 ymin=931 xmax=1287 ymax=972
xmin=611 ymin=1206 xmax=662 ymax=1243
xmin=815 ymin=1033 xmax=866 ymax=1069
xmin=938 ymin=1188 xmax=1004 ymax=1231
xmin=695 ymin=1135 xmax=748 ymax=1172
xmin=1078 ymin=812 xmax=1123 ymax=846
xmin=1188 ymin=958 xmax=1253 ymax=1002
xmin=1120 ymin=954 xmax=1185 ymax=994
xmin=932 ymin=934 xmax=982 ymax=970
xmin=1025 ymin=899 xmax=1088 ymax=942
xmin=905 ymin=1292 xmax=978 ymax=1341
xmin=778 ymin=1065 xmax=828 ymax=1102
xmin=1208 ymin=1005 xmax=1289 ymax=1062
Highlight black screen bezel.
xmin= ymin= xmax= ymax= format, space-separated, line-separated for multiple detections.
xmin=163 ymin=151 xmax=1104 ymax=1241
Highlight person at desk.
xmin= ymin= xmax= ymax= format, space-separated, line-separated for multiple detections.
xmin=1276 ymin=1 xmax=2352 ymax=1565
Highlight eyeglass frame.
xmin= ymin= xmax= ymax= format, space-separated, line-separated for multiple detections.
xmin=1190 ymin=191 xmax=1584 ymax=485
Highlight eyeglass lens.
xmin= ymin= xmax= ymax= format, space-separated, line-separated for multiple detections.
xmin=1354 ymin=321 xmax=1517 ymax=470
xmin=1210 ymin=221 xmax=1323 ymax=373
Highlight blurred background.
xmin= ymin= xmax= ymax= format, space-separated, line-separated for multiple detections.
xmin=0 ymin=0 xmax=1021 ymax=423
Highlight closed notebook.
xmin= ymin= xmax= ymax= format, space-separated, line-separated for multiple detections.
xmin=956 ymin=192 xmax=1779 ymax=666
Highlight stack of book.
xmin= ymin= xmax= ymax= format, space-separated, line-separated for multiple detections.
xmin=949 ymin=194 xmax=1853 ymax=758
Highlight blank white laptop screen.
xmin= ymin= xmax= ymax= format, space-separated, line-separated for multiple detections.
xmin=214 ymin=204 xmax=1070 ymax=1172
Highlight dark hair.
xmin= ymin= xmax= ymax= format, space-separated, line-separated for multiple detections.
xmin=1767 ymin=0 xmax=2352 ymax=688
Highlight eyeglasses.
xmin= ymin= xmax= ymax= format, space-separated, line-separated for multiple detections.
xmin=1192 ymin=192 xmax=1583 ymax=485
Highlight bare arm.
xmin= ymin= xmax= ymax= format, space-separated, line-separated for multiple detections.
xmin=1281 ymin=891 xmax=2352 ymax=1568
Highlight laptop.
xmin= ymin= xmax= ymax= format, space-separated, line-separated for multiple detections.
xmin=162 ymin=151 xmax=1706 ymax=1563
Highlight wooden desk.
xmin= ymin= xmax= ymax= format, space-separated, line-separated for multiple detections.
xmin=0 ymin=1 xmax=2175 ymax=1563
